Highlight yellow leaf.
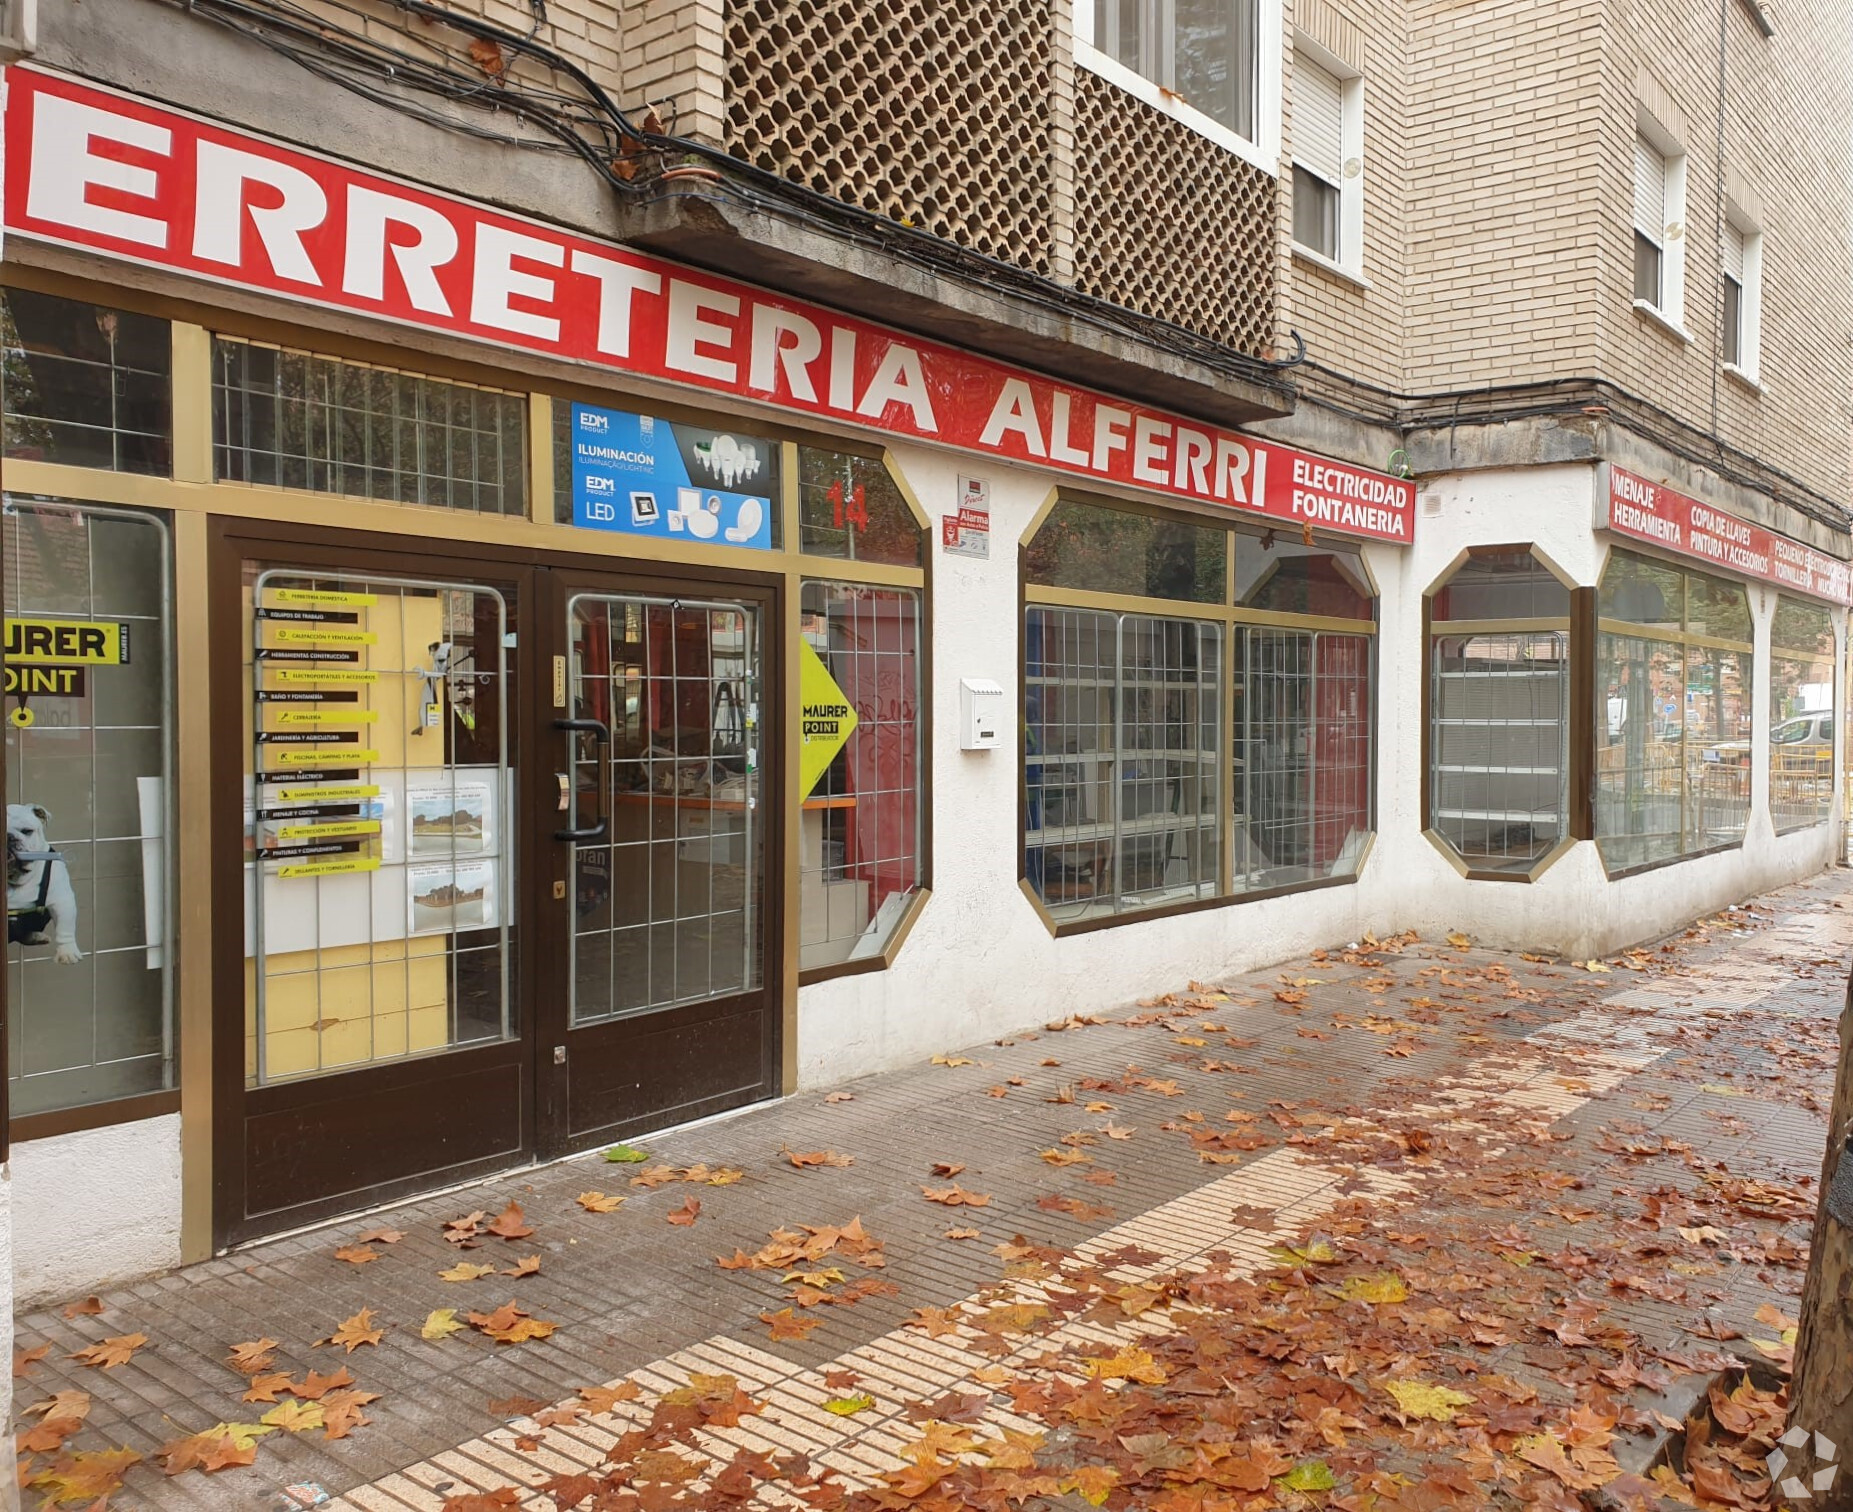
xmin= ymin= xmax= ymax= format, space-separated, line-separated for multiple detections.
xmin=261 ymin=1399 xmax=325 ymax=1433
xmin=930 ymin=1053 xmax=973 ymax=1067
xmin=1084 ymin=1347 xmax=1166 ymax=1384
xmin=421 ymin=1308 xmax=465 ymax=1341
xmin=1340 ymin=1272 xmax=1409 ymax=1305
xmin=1271 ymin=1240 xmax=1336 ymax=1265
xmin=576 ymin=1191 xmax=625 ymax=1212
xmin=440 ymin=1261 xmax=496 ymax=1282
xmin=1446 ymin=932 xmax=1471 ymax=949
xmin=1385 ymin=1380 xmax=1474 ymax=1422
xmin=824 ymin=1393 xmax=876 ymax=1415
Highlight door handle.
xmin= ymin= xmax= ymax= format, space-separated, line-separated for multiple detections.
xmin=553 ymin=718 xmax=610 ymax=842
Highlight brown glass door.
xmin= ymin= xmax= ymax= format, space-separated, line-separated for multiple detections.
xmin=213 ymin=523 xmax=538 ymax=1246
xmin=535 ymin=569 xmax=780 ymax=1155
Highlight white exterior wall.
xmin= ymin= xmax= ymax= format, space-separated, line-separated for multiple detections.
xmin=9 ymin=1115 xmax=182 ymax=1308
xmin=796 ymin=453 xmax=1843 ymax=1087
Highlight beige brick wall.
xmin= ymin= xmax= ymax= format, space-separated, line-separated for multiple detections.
xmin=1278 ymin=0 xmax=1410 ymax=393
xmin=1595 ymin=0 xmax=1853 ymax=503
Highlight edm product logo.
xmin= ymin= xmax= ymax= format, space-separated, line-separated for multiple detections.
xmin=579 ymin=410 xmax=610 ymax=434
xmin=1770 ymin=1425 xmax=1839 ymax=1501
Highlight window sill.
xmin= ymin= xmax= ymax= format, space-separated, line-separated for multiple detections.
xmin=1073 ymin=40 xmax=1275 ymax=176
xmin=1292 ymin=243 xmax=1369 ymax=290
xmin=1722 ymin=362 xmax=1763 ymax=395
xmin=1631 ymin=300 xmax=1693 ymax=345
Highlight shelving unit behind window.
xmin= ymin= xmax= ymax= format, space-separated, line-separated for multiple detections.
xmin=1022 ymin=495 xmax=1377 ymax=929
xmin=1424 ymin=547 xmax=1574 ymax=879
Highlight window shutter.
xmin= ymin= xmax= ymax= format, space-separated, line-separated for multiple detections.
xmin=1633 ymin=137 xmax=1666 ymax=244
xmin=1295 ymin=57 xmax=1343 ymax=186
xmin=1723 ymin=221 xmax=1745 ymax=282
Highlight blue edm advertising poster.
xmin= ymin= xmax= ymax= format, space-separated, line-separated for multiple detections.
xmin=570 ymin=403 xmax=776 ymax=550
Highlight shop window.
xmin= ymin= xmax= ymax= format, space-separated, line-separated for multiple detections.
xmin=1231 ymin=627 xmax=1371 ymax=890
xmin=6 ymin=497 xmax=174 ymax=1120
xmin=245 ymin=570 xmax=516 ymax=1083
xmin=1025 ymin=608 xmax=1222 ymax=920
xmin=799 ymin=583 xmax=923 ymax=968
xmin=1768 ymin=596 xmax=1835 ymax=833
xmin=799 ymin=449 xmax=923 ymax=566
xmin=1 ymin=288 xmax=172 ymax=476
xmin=1230 ymin=534 xmax=1374 ymax=891
xmin=1426 ymin=548 xmax=1572 ymax=876
xmin=1596 ymin=550 xmax=1752 ymax=872
xmin=1026 ymin=499 xmax=1226 ymax=605
xmin=214 ymin=339 xmax=526 ymax=514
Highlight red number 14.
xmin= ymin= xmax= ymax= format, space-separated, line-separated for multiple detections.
xmin=826 ymin=479 xmax=868 ymax=531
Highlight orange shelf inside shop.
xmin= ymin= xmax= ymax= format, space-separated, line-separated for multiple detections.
xmin=609 ymin=793 xmax=856 ymax=811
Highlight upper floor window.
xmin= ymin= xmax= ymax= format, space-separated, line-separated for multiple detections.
xmin=1290 ymin=42 xmax=1362 ymax=274
xmin=1077 ymin=0 xmax=1278 ymax=167
xmin=1092 ymin=0 xmax=1259 ymax=138
xmin=1632 ymin=126 xmax=1687 ymax=331
xmin=1722 ymin=215 xmax=1763 ymax=382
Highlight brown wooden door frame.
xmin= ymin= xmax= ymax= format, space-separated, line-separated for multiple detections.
xmin=531 ymin=559 xmax=784 ymax=1159
xmin=209 ymin=516 xmax=543 ymax=1248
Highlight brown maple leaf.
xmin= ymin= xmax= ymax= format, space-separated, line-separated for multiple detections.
xmin=489 ymin=1393 xmax=548 ymax=1417
xmin=783 ymin=1146 xmax=854 ymax=1168
xmin=13 ymin=1343 xmax=50 ymax=1377
xmin=61 ymin=1296 xmax=104 ymax=1319
xmin=242 ymin=1372 xmax=293 ymax=1403
xmin=760 ymin=1307 xmax=824 ymax=1341
xmin=70 ymin=1332 xmax=147 ymax=1370
xmin=320 ymin=1387 xmax=379 ymax=1441
xmin=354 ymin=1227 xmax=404 ymax=1244
xmin=444 ymin=1210 xmax=487 ymax=1247
xmin=666 ymin=1196 xmax=702 ymax=1226
xmin=922 ymin=1183 xmax=991 ymax=1207
xmin=931 ymin=1161 xmax=965 ymax=1177
xmin=322 ymin=1308 xmax=384 ymax=1352
xmin=502 ymin=1255 xmax=542 ymax=1278
xmin=333 ymin=1245 xmax=380 ymax=1265
xmin=290 ymin=1365 xmax=355 ymax=1400
xmin=32 ymin=1446 xmax=143 ymax=1499
xmin=226 ymin=1337 xmax=279 ymax=1374
xmin=578 ymin=1381 xmax=642 ymax=1415
xmin=576 ymin=1191 xmax=624 ymax=1212
xmin=485 ymin=1201 xmax=534 ymax=1241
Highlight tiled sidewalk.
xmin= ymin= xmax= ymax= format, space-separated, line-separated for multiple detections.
xmin=13 ymin=871 xmax=1847 ymax=1510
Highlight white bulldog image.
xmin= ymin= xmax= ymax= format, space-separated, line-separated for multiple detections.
xmin=7 ymin=803 xmax=82 ymax=963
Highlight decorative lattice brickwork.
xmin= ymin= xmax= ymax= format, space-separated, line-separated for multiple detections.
xmin=1070 ymin=68 xmax=1277 ymax=354
xmin=723 ymin=0 xmax=1053 ymax=274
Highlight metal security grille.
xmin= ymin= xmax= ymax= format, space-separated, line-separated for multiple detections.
xmin=1024 ymin=606 xmax=1221 ymax=921
xmin=213 ymin=338 xmax=526 ymax=514
xmin=247 ymin=570 xmax=512 ymax=1085
xmin=5 ymin=499 xmax=173 ymax=1116
xmin=1232 ymin=628 xmax=1371 ymax=890
xmin=568 ymin=596 xmax=762 ymax=1022
xmin=1429 ymin=631 xmax=1570 ymax=871
xmin=799 ymin=583 xmax=922 ymax=970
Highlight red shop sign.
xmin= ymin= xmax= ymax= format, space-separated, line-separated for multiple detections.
xmin=1600 ymin=464 xmax=1852 ymax=606
xmin=0 ymin=65 xmax=1416 ymax=543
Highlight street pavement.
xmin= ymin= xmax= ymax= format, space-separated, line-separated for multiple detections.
xmin=12 ymin=871 xmax=1846 ymax=1511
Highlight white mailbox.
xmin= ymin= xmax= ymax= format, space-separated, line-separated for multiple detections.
xmin=959 ymin=677 xmax=1005 ymax=750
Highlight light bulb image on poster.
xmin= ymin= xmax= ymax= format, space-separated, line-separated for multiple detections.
xmin=571 ymin=404 xmax=776 ymax=550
